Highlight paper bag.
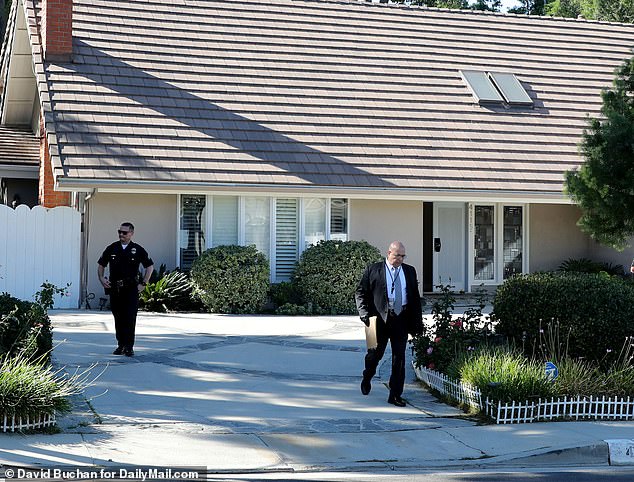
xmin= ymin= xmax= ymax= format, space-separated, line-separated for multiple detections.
xmin=365 ymin=316 xmax=378 ymax=350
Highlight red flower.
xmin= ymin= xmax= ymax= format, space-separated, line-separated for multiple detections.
xmin=434 ymin=337 xmax=442 ymax=343
xmin=428 ymin=362 xmax=435 ymax=370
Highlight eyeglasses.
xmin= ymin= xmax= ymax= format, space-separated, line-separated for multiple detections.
xmin=118 ymin=230 xmax=131 ymax=235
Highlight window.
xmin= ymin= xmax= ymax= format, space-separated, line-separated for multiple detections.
xmin=244 ymin=197 xmax=270 ymax=257
xmin=488 ymin=72 xmax=533 ymax=106
xmin=179 ymin=194 xmax=206 ymax=270
xmin=474 ymin=205 xmax=495 ymax=281
xmin=304 ymin=198 xmax=326 ymax=248
xmin=461 ymin=70 xmax=533 ymax=107
xmin=330 ymin=198 xmax=348 ymax=241
xmin=212 ymin=196 xmax=238 ymax=247
xmin=275 ymin=198 xmax=299 ymax=281
xmin=470 ymin=203 xmax=526 ymax=286
xmin=178 ymin=195 xmax=349 ymax=280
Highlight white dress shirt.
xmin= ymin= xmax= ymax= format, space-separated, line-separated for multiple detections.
xmin=385 ymin=259 xmax=408 ymax=306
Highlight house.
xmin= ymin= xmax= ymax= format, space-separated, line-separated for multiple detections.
xmin=2 ymin=0 xmax=634 ymax=303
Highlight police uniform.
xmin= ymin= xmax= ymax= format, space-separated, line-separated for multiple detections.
xmin=98 ymin=241 xmax=153 ymax=352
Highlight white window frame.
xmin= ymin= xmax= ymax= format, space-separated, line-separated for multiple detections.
xmin=176 ymin=194 xmax=350 ymax=281
xmin=468 ymin=203 xmax=529 ymax=290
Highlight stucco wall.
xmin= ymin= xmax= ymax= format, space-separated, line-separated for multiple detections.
xmin=86 ymin=192 xmax=178 ymax=299
xmin=349 ymin=199 xmax=423 ymax=276
xmin=529 ymin=204 xmax=590 ymax=272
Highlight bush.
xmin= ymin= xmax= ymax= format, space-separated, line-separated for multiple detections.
xmin=140 ymin=270 xmax=201 ymax=313
xmin=412 ymin=284 xmax=493 ymax=372
xmin=446 ymin=345 xmax=556 ymax=402
xmin=292 ymin=240 xmax=382 ymax=315
xmin=0 ymin=294 xmax=52 ymax=362
xmin=492 ymin=272 xmax=634 ymax=366
xmin=190 ymin=245 xmax=270 ymax=314
xmin=0 ymin=351 xmax=94 ymax=419
xmin=558 ymin=257 xmax=624 ymax=277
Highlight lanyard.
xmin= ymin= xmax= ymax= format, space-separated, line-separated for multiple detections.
xmin=386 ymin=264 xmax=401 ymax=296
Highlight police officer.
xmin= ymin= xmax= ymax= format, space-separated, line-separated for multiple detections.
xmin=98 ymin=222 xmax=154 ymax=356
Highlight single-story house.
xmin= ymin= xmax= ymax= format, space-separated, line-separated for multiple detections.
xmin=2 ymin=0 xmax=634 ymax=303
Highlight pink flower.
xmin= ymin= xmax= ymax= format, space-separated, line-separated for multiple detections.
xmin=434 ymin=337 xmax=442 ymax=343
xmin=426 ymin=347 xmax=433 ymax=355
xmin=428 ymin=362 xmax=435 ymax=370
xmin=450 ymin=320 xmax=463 ymax=328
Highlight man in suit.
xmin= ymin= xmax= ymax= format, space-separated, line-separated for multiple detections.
xmin=355 ymin=241 xmax=423 ymax=407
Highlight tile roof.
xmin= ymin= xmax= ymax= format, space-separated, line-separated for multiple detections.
xmin=0 ymin=126 xmax=38 ymax=168
xmin=25 ymin=0 xmax=634 ymax=198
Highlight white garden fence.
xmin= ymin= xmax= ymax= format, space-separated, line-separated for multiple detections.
xmin=414 ymin=364 xmax=634 ymax=424
xmin=1 ymin=412 xmax=56 ymax=432
xmin=0 ymin=204 xmax=80 ymax=308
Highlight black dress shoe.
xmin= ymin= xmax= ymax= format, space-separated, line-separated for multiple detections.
xmin=388 ymin=395 xmax=406 ymax=407
xmin=123 ymin=347 xmax=134 ymax=357
xmin=113 ymin=346 xmax=124 ymax=355
xmin=360 ymin=379 xmax=371 ymax=395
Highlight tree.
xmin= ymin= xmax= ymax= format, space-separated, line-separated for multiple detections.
xmin=564 ymin=57 xmax=634 ymax=250
xmin=508 ymin=0 xmax=547 ymax=15
xmin=547 ymin=0 xmax=634 ymax=22
xmin=470 ymin=0 xmax=502 ymax=10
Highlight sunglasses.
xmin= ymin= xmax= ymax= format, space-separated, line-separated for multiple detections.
xmin=118 ymin=230 xmax=131 ymax=235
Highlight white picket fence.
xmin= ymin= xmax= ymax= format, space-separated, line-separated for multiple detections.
xmin=1 ymin=412 xmax=56 ymax=432
xmin=414 ymin=364 xmax=634 ymax=424
xmin=0 ymin=204 xmax=80 ymax=308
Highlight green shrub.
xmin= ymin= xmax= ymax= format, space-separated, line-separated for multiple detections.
xmin=0 ymin=351 xmax=94 ymax=419
xmin=0 ymin=294 xmax=52 ymax=362
xmin=448 ymin=345 xmax=556 ymax=402
xmin=492 ymin=272 xmax=634 ymax=366
xmin=190 ymin=245 xmax=270 ymax=314
xmin=558 ymin=257 xmax=624 ymax=276
xmin=140 ymin=270 xmax=201 ymax=313
xmin=275 ymin=303 xmax=313 ymax=316
xmin=412 ymin=284 xmax=493 ymax=372
xmin=292 ymin=240 xmax=382 ymax=315
xmin=269 ymin=281 xmax=301 ymax=308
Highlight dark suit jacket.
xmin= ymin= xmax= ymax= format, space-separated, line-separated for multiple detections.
xmin=355 ymin=260 xmax=423 ymax=336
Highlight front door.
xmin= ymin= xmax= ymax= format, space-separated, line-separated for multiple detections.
xmin=432 ymin=202 xmax=466 ymax=292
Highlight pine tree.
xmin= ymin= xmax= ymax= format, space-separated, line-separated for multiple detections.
xmin=565 ymin=57 xmax=634 ymax=250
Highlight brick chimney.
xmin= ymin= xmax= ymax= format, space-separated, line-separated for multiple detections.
xmin=41 ymin=0 xmax=73 ymax=61
xmin=39 ymin=115 xmax=70 ymax=207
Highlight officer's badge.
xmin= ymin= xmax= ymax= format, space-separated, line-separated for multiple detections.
xmin=131 ymin=248 xmax=137 ymax=254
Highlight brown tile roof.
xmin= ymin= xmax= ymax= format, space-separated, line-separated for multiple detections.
xmin=0 ymin=126 xmax=38 ymax=168
xmin=26 ymin=0 xmax=634 ymax=198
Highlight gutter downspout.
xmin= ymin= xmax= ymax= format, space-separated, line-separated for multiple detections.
xmin=79 ymin=188 xmax=96 ymax=308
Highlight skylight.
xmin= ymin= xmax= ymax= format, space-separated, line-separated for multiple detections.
xmin=488 ymin=72 xmax=534 ymax=106
xmin=460 ymin=70 xmax=504 ymax=104
xmin=460 ymin=70 xmax=533 ymax=107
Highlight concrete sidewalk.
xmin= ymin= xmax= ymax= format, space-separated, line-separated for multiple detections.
xmin=0 ymin=311 xmax=632 ymax=475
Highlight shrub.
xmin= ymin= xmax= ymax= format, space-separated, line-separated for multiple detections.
xmin=412 ymin=284 xmax=493 ymax=373
xmin=447 ymin=345 xmax=556 ymax=402
xmin=0 ymin=351 xmax=94 ymax=419
xmin=269 ymin=281 xmax=301 ymax=308
xmin=292 ymin=240 xmax=382 ymax=315
xmin=0 ymin=294 xmax=52 ymax=362
xmin=190 ymin=245 xmax=270 ymax=314
xmin=492 ymin=272 xmax=634 ymax=366
xmin=140 ymin=270 xmax=201 ymax=312
xmin=558 ymin=257 xmax=624 ymax=277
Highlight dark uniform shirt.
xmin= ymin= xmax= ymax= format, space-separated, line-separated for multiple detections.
xmin=98 ymin=241 xmax=153 ymax=285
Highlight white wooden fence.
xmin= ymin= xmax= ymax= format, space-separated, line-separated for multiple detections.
xmin=1 ymin=412 xmax=56 ymax=432
xmin=0 ymin=204 xmax=80 ymax=309
xmin=414 ymin=364 xmax=634 ymax=424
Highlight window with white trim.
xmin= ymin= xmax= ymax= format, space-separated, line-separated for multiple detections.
xmin=469 ymin=203 xmax=526 ymax=286
xmin=178 ymin=195 xmax=349 ymax=278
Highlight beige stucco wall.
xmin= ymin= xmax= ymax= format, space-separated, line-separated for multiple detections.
xmin=529 ymin=204 xmax=591 ymax=272
xmin=85 ymin=192 xmax=178 ymax=299
xmin=349 ymin=199 xmax=423 ymax=276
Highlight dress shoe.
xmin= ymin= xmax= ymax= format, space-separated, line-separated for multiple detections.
xmin=388 ymin=395 xmax=406 ymax=407
xmin=123 ymin=347 xmax=134 ymax=357
xmin=112 ymin=346 xmax=124 ymax=355
xmin=360 ymin=379 xmax=371 ymax=395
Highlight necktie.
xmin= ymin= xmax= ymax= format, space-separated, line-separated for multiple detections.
xmin=393 ymin=269 xmax=402 ymax=315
